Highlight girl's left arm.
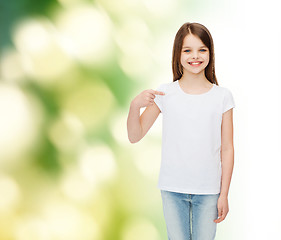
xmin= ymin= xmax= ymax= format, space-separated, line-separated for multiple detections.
xmin=214 ymin=108 xmax=234 ymax=223
xmin=220 ymin=108 xmax=235 ymax=198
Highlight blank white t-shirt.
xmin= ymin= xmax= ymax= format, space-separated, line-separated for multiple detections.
xmin=154 ymin=80 xmax=235 ymax=194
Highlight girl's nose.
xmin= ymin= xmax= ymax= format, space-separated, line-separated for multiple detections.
xmin=192 ymin=53 xmax=198 ymax=59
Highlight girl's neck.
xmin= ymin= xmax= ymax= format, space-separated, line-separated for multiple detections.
xmin=179 ymin=70 xmax=211 ymax=87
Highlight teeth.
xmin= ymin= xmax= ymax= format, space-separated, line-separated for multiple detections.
xmin=190 ymin=62 xmax=201 ymax=65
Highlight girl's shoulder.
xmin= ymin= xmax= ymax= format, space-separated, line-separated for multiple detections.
xmin=215 ymin=84 xmax=230 ymax=90
xmin=215 ymin=84 xmax=234 ymax=95
xmin=215 ymin=85 xmax=235 ymax=106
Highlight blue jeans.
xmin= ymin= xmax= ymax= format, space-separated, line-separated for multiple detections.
xmin=160 ymin=190 xmax=220 ymax=240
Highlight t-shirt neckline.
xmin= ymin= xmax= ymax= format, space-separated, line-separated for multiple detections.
xmin=176 ymin=80 xmax=216 ymax=96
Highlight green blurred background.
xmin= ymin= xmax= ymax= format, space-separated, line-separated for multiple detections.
xmin=0 ymin=0 xmax=243 ymax=239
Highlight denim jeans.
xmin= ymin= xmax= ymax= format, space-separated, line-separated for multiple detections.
xmin=160 ymin=190 xmax=220 ymax=240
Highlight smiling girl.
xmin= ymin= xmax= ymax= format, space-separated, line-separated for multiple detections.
xmin=127 ymin=22 xmax=235 ymax=240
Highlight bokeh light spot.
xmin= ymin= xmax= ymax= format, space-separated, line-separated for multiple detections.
xmin=55 ymin=4 xmax=113 ymax=66
xmin=12 ymin=17 xmax=73 ymax=83
xmin=0 ymin=83 xmax=43 ymax=166
xmin=48 ymin=111 xmax=85 ymax=152
xmin=78 ymin=143 xmax=117 ymax=185
xmin=0 ymin=175 xmax=21 ymax=213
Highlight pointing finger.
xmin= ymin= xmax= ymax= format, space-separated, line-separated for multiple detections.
xmin=154 ymin=90 xmax=165 ymax=95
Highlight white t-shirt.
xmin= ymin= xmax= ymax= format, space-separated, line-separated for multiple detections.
xmin=154 ymin=80 xmax=235 ymax=194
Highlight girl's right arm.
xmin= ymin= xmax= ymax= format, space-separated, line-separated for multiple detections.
xmin=127 ymin=89 xmax=165 ymax=143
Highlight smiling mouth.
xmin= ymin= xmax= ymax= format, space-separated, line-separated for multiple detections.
xmin=188 ymin=61 xmax=203 ymax=66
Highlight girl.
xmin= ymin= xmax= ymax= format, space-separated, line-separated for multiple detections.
xmin=127 ymin=22 xmax=235 ymax=240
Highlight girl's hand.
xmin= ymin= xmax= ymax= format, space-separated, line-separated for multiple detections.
xmin=132 ymin=89 xmax=165 ymax=109
xmin=214 ymin=195 xmax=229 ymax=223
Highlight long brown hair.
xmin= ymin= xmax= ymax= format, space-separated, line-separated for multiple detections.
xmin=172 ymin=22 xmax=218 ymax=85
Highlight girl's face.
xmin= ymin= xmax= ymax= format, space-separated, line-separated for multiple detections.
xmin=180 ymin=34 xmax=210 ymax=75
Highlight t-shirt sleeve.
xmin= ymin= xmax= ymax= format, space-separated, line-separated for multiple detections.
xmin=153 ymin=84 xmax=165 ymax=113
xmin=223 ymin=88 xmax=235 ymax=113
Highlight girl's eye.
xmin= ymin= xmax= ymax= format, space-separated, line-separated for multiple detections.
xmin=184 ymin=49 xmax=207 ymax=52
